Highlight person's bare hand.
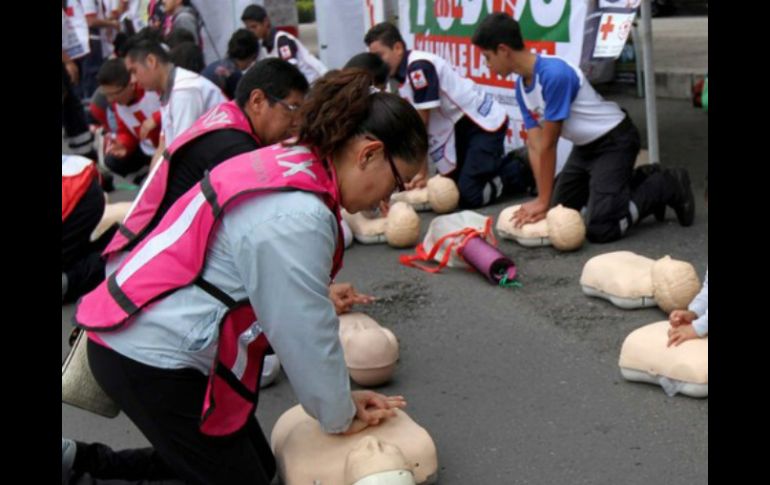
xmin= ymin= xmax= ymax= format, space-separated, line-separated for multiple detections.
xmin=404 ymin=165 xmax=427 ymax=190
xmin=378 ymin=200 xmax=390 ymax=217
xmin=512 ymin=199 xmax=549 ymax=228
xmin=329 ymin=282 xmax=375 ymax=315
xmin=343 ymin=391 xmax=407 ymax=434
xmin=139 ymin=117 xmax=157 ymax=140
xmin=107 ymin=140 xmax=127 ymax=158
xmin=668 ymin=310 xmax=697 ymax=328
xmin=667 ymin=324 xmax=699 ymax=347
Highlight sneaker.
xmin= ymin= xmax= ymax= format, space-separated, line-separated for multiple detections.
xmin=62 ymin=438 xmax=77 ymax=485
xmin=100 ymin=172 xmax=115 ymax=193
xmin=260 ymin=354 xmax=281 ymax=388
xmin=665 ymin=168 xmax=696 ymax=226
xmin=631 ymin=164 xmax=666 ymax=222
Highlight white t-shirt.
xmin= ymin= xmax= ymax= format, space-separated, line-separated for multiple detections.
xmin=160 ymin=67 xmax=227 ymax=145
xmin=516 ymin=55 xmax=625 ymax=146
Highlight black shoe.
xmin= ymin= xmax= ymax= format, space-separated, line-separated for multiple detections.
xmin=68 ymin=327 xmax=82 ymax=347
xmin=665 ymin=168 xmax=695 ymax=226
xmin=100 ymin=172 xmax=115 ymax=193
xmin=632 ymin=165 xmax=665 ymax=221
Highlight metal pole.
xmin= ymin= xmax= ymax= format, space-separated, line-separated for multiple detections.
xmin=640 ymin=0 xmax=660 ymax=164
xmin=631 ymin=23 xmax=644 ymax=99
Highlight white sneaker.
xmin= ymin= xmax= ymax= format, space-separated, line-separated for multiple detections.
xmin=260 ymin=354 xmax=281 ymax=388
xmin=62 ymin=438 xmax=76 ymax=485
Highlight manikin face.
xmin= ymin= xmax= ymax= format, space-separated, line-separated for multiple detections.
xmin=345 ymin=435 xmax=414 ymax=485
xmin=367 ymin=41 xmax=404 ymax=77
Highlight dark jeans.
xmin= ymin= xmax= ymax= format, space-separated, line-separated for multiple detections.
xmin=452 ymin=116 xmax=529 ymax=208
xmin=62 ymin=178 xmax=111 ymax=303
xmin=80 ymin=37 xmax=104 ymax=100
xmin=62 ymin=63 xmax=95 ymax=157
xmin=551 ymin=115 xmax=641 ymax=243
xmin=88 ymin=341 xmax=276 ymax=485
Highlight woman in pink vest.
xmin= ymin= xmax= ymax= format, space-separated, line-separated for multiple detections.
xmin=71 ymin=69 xmax=428 ymax=485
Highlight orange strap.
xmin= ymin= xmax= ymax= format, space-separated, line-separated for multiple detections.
xmin=400 ymin=224 xmax=490 ymax=274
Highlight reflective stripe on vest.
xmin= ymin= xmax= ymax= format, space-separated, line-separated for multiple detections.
xmin=103 ymin=101 xmax=257 ymax=258
xmin=75 ymin=143 xmax=345 ymax=436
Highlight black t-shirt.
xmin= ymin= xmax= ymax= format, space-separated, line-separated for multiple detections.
xmin=125 ymin=128 xmax=260 ymax=251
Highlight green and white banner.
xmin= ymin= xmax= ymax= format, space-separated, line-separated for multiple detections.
xmin=398 ymin=0 xmax=588 ymax=158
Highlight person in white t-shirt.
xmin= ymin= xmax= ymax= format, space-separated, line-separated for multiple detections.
xmin=473 ymin=13 xmax=696 ymax=243
xmin=123 ymin=35 xmax=226 ymax=159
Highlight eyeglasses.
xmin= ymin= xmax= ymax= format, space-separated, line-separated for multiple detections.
xmin=385 ymin=151 xmax=406 ymax=193
xmin=266 ymin=93 xmax=301 ymax=113
xmin=364 ymin=135 xmax=406 ymax=192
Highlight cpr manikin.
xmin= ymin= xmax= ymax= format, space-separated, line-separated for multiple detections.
xmin=581 ymin=251 xmax=701 ymax=311
xmin=390 ymin=175 xmax=460 ymax=214
xmin=651 ymin=256 xmax=702 ymax=313
xmin=619 ymin=320 xmax=708 ymax=398
xmin=496 ymin=204 xmax=585 ymax=250
xmin=345 ymin=435 xmax=416 ymax=485
xmin=545 ymin=204 xmax=585 ymax=251
xmin=339 ymin=313 xmax=399 ymax=386
xmin=581 ymin=251 xmax=657 ymax=309
xmin=342 ymin=201 xmax=421 ymax=248
xmin=89 ymin=199 xmax=132 ymax=242
xmin=271 ymin=405 xmax=438 ymax=485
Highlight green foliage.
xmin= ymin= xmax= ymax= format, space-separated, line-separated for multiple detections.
xmin=297 ymin=0 xmax=315 ymax=24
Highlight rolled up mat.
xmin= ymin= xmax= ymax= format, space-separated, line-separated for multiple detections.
xmin=458 ymin=235 xmax=519 ymax=287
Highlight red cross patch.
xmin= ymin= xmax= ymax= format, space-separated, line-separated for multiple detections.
xmin=279 ymin=45 xmax=293 ymax=60
xmin=410 ymin=69 xmax=428 ymax=90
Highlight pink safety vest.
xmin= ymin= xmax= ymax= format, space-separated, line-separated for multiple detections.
xmin=75 ymin=143 xmax=345 ymax=437
xmin=103 ymin=100 xmax=258 ymax=258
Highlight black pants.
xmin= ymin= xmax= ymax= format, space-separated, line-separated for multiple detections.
xmin=62 ymin=178 xmax=112 ymax=303
xmin=62 ymin=63 xmax=95 ymax=157
xmin=68 ymin=442 xmax=185 ymax=485
xmin=88 ymin=341 xmax=276 ymax=485
xmin=452 ymin=116 xmax=529 ymax=208
xmin=106 ymin=149 xmax=152 ymax=178
xmin=81 ymin=36 xmax=104 ymax=100
xmin=552 ymin=115 xmax=649 ymax=243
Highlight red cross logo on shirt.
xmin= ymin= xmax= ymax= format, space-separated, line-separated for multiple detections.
xmin=600 ymin=15 xmax=616 ymax=41
xmin=519 ymin=123 xmax=528 ymax=141
xmin=410 ymin=69 xmax=428 ymax=89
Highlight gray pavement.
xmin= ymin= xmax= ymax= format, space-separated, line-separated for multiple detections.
xmin=62 ymin=94 xmax=707 ymax=484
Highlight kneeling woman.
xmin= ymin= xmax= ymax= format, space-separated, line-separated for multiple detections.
xmin=73 ymin=69 xmax=427 ymax=485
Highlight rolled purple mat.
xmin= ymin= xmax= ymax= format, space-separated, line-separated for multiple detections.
xmin=459 ymin=235 xmax=517 ymax=285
